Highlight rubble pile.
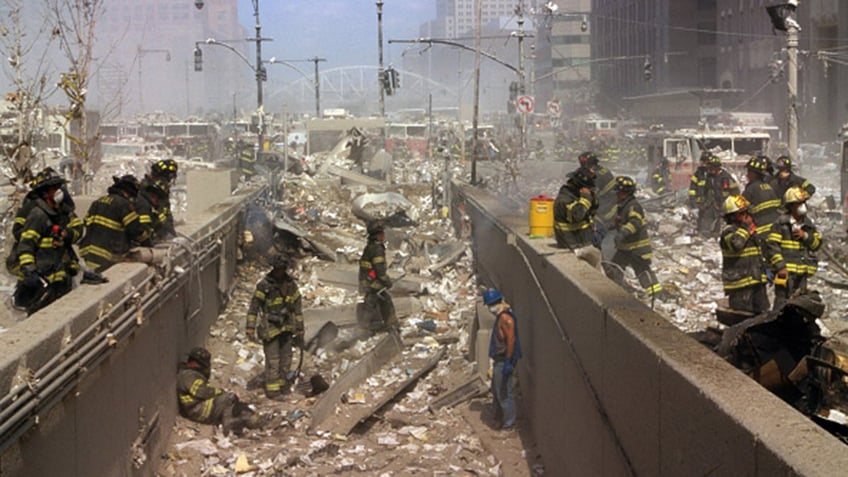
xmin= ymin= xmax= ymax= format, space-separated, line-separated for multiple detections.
xmin=160 ymin=148 xmax=534 ymax=476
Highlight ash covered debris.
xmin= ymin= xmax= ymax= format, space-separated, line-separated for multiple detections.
xmin=159 ymin=140 xmax=536 ymax=476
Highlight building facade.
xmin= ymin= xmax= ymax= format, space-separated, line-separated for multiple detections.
xmin=97 ymin=0 xmax=248 ymax=118
xmin=592 ymin=0 xmax=718 ymax=115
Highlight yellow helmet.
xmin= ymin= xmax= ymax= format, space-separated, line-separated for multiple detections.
xmin=722 ymin=195 xmax=750 ymax=216
xmin=783 ymin=186 xmax=808 ymax=205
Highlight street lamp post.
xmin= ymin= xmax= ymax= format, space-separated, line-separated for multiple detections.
xmin=267 ymin=57 xmax=326 ymax=118
xmin=137 ymin=46 xmax=170 ymax=114
xmin=516 ymin=0 xmax=527 ymax=156
xmin=194 ymin=0 xmax=270 ymax=156
xmin=377 ymin=0 xmax=385 ymax=117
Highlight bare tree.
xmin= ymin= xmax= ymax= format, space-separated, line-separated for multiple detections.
xmin=45 ymin=0 xmax=106 ymax=194
xmin=0 ymin=0 xmax=57 ymax=184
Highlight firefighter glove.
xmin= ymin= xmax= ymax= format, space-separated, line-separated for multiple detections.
xmin=23 ymin=269 xmax=43 ymax=289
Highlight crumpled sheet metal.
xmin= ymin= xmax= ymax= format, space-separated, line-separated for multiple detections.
xmin=351 ymin=192 xmax=418 ymax=225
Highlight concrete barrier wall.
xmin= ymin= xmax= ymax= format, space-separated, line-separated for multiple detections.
xmin=455 ymin=183 xmax=848 ymax=476
xmin=0 ymin=185 xmax=259 ymax=477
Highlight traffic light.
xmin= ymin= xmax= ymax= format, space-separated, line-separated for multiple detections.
xmin=194 ymin=46 xmax=202 ymax=71
xmin=381 ymin=69 xmax=393 ymax=96
xmin=643 ymin=57 xmax=652 ymax=82
xmin=766 ymin=1 xmax=799 ymax=32
xmin=390 ymin=67 xmax=400 ymax=90
xmin=257 ymin=65 xmax=267 ymax=81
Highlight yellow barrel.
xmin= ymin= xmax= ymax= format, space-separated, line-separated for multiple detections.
xmin=529 ymin=195 xmax=554 ymax=237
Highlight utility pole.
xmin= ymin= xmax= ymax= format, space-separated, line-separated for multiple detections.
xmin=310 ymin=56 xmax=325 ymax=118
xmin=376 ymin=0 xmax=385 ymax=117
xmin=787 ymin=23 xmax=799 ymax=162
xmin=516 ymin=0 xmax=527 ymax=156
xmin=251 ymin=0 xmax=266 ymax=154
xmin=471 ymin=0 xmax=483 ymax=184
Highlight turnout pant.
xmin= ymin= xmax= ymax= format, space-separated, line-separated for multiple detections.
xmin=364 ymin=291 xmax=398 ymax=331
xmin=606 ymin=251 xmax=662 ymax=296
xmin=728 ymin=283 xmax=770 ymax=314
xmin=263 ymin=333 xmax=293 ymax=396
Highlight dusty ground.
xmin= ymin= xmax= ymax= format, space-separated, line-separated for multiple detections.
xmin=157 ymin=263 xmax=541 ymax=477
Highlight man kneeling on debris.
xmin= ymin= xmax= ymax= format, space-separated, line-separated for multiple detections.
xmin=359 ymin=220 xmax=399 ymax=332
xmin=246 ymin=253 xmax=305 ymax=399
xmin=177 ymin=347 xmax=262 ymax=435
xmin=484 ymin=288 xmax=522 ymax=431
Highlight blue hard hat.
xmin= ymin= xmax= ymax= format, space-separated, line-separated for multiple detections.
xmin=483 ymin=288 xmax=503 ymax=306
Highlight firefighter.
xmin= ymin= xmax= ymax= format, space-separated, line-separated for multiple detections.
xmin=688 ymin=152 xmax=710 ymax=210
xmin=246 ymin=254 xmax=304 ymax=399
xmin=12 ymin=169 xmax=82 ymax=315
xmin=696 ymin=154 xmax=740 ymax=238
xmin=177 ymin=347 xmax=263 ymax=435
xmin=79 ymin=175 xmax=152 ymax=272
xmin=359 ymin=220 xmax=399 ymax=332
xmin=743 ymin=155 xmax=781 ymax=235
xmin=553 ymin=167 xmax=601 ymax=268
xmin=139 ymin=159 xmax=178 ymax=240
xmin=770 ymin=155 xmax=816 ymax=202
xmin=578 ymin=151 xmax=616 ymax=226
xmin=604 ymin=176 xmax=663 ymax=298
xmin=772 ymin=187 xmax=822 ymax=310
xmin=719 ymin=195 xmax=770 ymax=314
xmin=237 ymin=139 xmax=257 ymax=179
xmin=6 ymin=168 xmax=80 ymax=277
xmin=650 ymin=157 xmax=671 ymax=194
xmin=483 ymin=288 xmax=522 ymax=430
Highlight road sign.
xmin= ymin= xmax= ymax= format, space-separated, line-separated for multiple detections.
xmin=516 ymin=95 xmax=535 ymax=114
xmin=547 ymin=100 xmax=562 ymax=117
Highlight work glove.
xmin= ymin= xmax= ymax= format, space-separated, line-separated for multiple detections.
xmin=502 ymin=361 xmax=514 ymax=378
xmin=82 ymin=269 xmax=109 ymax=284
xmin=22 ymin=269 xmax=43 ymax=289
xmin=246 ymin=328 xmax=257 ymax=343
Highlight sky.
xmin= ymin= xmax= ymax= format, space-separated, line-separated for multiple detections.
xmin=239 ymin=0 xmax=435 ymax=81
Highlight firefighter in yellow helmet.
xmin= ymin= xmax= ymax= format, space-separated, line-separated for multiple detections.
xmin=771 ymin=187 xmax=822 ymax=310
xmin=719 ymin=195 xmax=770 ymax=314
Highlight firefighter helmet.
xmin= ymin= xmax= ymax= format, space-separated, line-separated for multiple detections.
xmin=188 ymin=346 xmax=211 ymax=369
xmin=269 ymin=253 xmax=291 ymax=270
xmin=783 ymin=186 xmax=808 ymax=205
xmin=578 ymin=151 xmax=599 ymax=167
xmin=30 ymin=168 xmax=67 ymax=192
xmin=705 ymin=154 xmax=722 ymax=167
xmin=567 ymin=167 xmax=595 ymax=189
xmin=775 ymin=155 xmax=792 ymax=171
xmin=722 ymin=195 xmax=750 ymax=216
xmin=613 ymin=176 xmax=636 ymax=194
xmin=483 ymin=288 xmax=503 ymax=306
xmin=746 ymin=155 xmax=769 ymax=174
xmin=112 ymin=174 xmax=140 ymax=196
xmin=366 ymin=219 xmax=385 ymax=236
xmin=151 ymin=159 xmax=178 ymax=180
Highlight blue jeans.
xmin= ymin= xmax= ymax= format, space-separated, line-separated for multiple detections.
xmin=492 ymin=360 xmax=516 ymax=428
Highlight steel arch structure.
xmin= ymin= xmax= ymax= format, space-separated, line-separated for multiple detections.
xmin=266 ymin=65 xmax=458 ymax=112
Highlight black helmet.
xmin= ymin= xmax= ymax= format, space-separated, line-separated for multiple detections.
xmin=775 ymin=155 xmax=791 ymax=171
xmin=578 ymin=151 xmax=599 ymax=167
xmin=112 ymin=174 xmax=140 ymax=196
xmin=31 ymin=168 xmax=67 ymax=192
xmin=705 ymin=154 xmax=722 ymax=167
xmin=613 ymin=176 xmax=637 ymax=194
xmin=567 ymin=167 xmax=595 ymax=189
xmin=366 ymin=219 xmax=385 ymax=236
xmin=269 ymin=253 xmax=291 ymax=270
xmin=151 ymin=159 xmax=178 ymax=180
xmin=746 ymin=155 xmax=769 ymax=174
xmin=188 ymin=346 xmax=211 ymax=369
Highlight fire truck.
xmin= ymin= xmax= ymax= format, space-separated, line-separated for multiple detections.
xmin=663 ymin=129 xmax=771 ymax=190
xmin=385 ymin=122 xmax=428 ymax=155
